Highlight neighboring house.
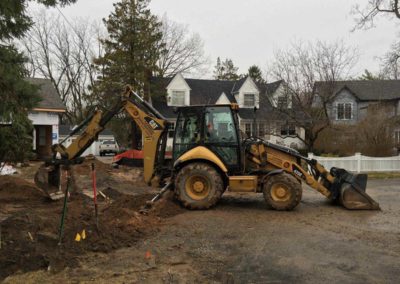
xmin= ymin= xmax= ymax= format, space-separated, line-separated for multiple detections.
xmin=314 ymin=80 xmax=400 ymax=149
xmin=27 ymin=78 xmax=66 ymax=159
xmin=59 ymin=125 xmax=117 ymax=156
xmin=150 ymin=73 xmax=306 ymax=151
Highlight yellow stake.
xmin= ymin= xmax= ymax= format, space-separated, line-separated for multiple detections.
xmin=75 ymin=233 xmax=81 ymax=242
xmin=81 ymin=229 xmax=86 ymax=240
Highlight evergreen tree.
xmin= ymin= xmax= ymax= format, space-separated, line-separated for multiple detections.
xmin=94 ymin=0 xmax=164 ymax=102
xmin=358 ymin=69 xmax=384 ymax=80
xmin=213 ymin=57 xmax=224 ymax=80
xmin=248 ymin=65 xmax=265 ymax=83
xmin=93 ymin=0 xmax=164 ymax=147
xmin=213 ymin=57 xmax=239 ymax=80
xmin=0 ymin=0 xmax=76 ymax=163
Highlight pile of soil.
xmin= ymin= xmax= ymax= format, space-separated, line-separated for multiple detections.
xmin=0 ymin=176 xmax=47 ymax=202
xmin=70 ymin=158 xmax=146 ymax=195
xmin=72 ymin=157 xmax=111 ymax=177
xmin=0 ymin=176 xmax=184 ymax=280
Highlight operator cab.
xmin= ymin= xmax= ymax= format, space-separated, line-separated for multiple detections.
xmin=173 ymin=105 xmax=242 ymax=174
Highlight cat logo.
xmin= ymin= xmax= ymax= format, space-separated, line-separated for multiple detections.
xmin=292 ymin=165 xmax=305 ymax=180
xmin=145 ymin=117 xmax=162 ymax=130
xmin=149 ymin=120 xmax=158 ymax=129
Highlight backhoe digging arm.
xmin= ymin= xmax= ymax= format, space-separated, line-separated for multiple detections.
xmin=35 ymin=86 xmax=169 ymax=199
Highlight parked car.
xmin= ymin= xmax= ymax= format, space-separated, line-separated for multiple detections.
xmin=99 ymin=140 xmax=119 ymax=156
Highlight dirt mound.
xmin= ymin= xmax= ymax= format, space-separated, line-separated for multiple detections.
xmin=101 ymin=187 xmax=126 ymax=200
xmin=72 ymin=157 xmax=111 ymax=176
xmin=0 ymin=176 xmax=46 ymax=202
xmin=69 ymin=158 xmax=146 ymax=196
xmin=151 ymin=191 xmax=186 ymax=218
xmin=0 ymin=178 xmax=184 ymax=280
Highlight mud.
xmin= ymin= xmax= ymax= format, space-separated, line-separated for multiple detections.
xmin=2 ymin=159 xmax=399 ymax=283
xmin=0 ymin=174 xmax=183 ymax=280
xmin=70 ymin=158 xmax=148 ymax=197
xmin=0 ymin=176 xmax=46 ymax=202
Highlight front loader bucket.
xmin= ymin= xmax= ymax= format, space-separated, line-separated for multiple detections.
xmin=34 ymin=164 xmax=64 ymax=201
xmin=330 ymin=168 xmax=380 ymax=210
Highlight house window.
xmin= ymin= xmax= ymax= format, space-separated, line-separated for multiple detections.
xmin=258 ymin=123 xmax=265 ymax=137
xmin=170 ymin=90 xmax=185 ymax=106
xmin=281 ymin=124 xmax=296 ymax=136
xmin=395 ymin=130 xmax=400 ymax=144
xmin=337 ymin=103 xmax=352 ymax=120
xmin=168 ymin=123 xmax=175 ymax=138
xmin=245 ymin=123 xmax=252 ymax=137
xmin=277 ymin=96 xmax=288 ymax=109
xmin=243 ymin=94 xmax=255 ymax=107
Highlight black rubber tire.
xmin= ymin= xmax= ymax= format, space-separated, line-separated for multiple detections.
xmin=263 ymin=173 xmax=302 ymax=211
xmin=175 ymin=162 xmax=224 ymax=210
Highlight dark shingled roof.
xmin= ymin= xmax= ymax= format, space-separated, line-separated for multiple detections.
xmin=231 ymin=77 xmax=247 ymax=93
xmin=186 ymin=78 xmax=236 ymax=105
xmin=150 ymin=76 xmax=284 ymax=120
xmin=265 ymin=80 xmax=283 ymax=95
xmin=315 ymin=80 xmax=400 ymax=101
xmin=26 ymin=78 xmax=66 ymax=110
xmin=59 ymin=125 xmax=114 ymax=136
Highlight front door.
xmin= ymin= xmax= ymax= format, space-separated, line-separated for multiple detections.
xmin=35 ymin=125 xmax=52 ymax=159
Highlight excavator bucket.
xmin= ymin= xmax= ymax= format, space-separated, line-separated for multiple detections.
xmin=34 ymin=164 xmax=65 ymax=201
xmin=330 ymin=168 xmax=380 ymax=210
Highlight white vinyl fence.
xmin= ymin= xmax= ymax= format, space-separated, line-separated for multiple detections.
xmin=308 ymin=153 xmax=400 ymax=173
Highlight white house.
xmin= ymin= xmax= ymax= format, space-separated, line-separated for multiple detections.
xmin=150 ymin=74 xmax=306 ymax=151
xmin=27 ymin=78 xmax=66 ymax=159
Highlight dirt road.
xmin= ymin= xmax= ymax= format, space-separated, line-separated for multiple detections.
xmin=4 ymin=177 xmax=399 ymax=283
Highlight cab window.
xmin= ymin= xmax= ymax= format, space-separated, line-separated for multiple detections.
xmin=204 ymin=106 xmax=238 ymax=143
xmin=173 ymin=109 xmax=202 ymax=160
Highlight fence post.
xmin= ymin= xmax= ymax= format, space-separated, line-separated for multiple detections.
xmin=355 ymin=152 xmax=361 ymax=173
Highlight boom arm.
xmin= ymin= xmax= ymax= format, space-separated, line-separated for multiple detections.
xmin=50 ymin=86 xmax=169 ymax=185
xmin=245 ymin=139 xmax=379 ymax=209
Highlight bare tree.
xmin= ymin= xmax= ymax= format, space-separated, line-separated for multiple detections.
xmin=353 ymin=0 xmax=400 ymax=30
xmin=21 ymin=9 xmax=104 ymax=123
xmin=357 ymin=104 xmax=398 ymax=156
xmin=380 ymin=40 xmax=400 ymax=79
xmin=156 ymin=16 xmax=209 ymax=77
xmin=268 ymin=40 xmax=359 ymax=151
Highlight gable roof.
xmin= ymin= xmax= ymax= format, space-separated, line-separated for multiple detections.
xmin=264 ymin=80 xmax=283 ymax=95
xmin=26 ymin=78 xmax=66 ymax=111
xmin=150 ymin=75 xmax=284 ymax=119
xmin=315 ymin=80 xmax=400 ymax=101
xmin=231 ymin=76 xmax=248 ymax=93
xmin=185 ymin=78 xmax=236 ymax=105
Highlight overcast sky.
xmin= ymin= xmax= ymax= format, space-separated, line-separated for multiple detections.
xmin=39 ymin=0 xmax=400 ymax=78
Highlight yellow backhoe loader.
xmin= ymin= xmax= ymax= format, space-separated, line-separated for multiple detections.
xmin=35 ymin=86 xmax=380 ymax=210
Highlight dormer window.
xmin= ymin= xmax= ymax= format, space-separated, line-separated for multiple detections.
xmin=243 ymin=93 xmax=255 ymax=107
xmin=170 ymin=90 xmax=185 ymax=106
xmin=336 ymin=103 xmax=352 ymax=120
xmin=277 ymin=96 xmax=288 ymax=109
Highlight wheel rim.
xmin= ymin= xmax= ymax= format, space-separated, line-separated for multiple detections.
xmin=270 ymin=183 xmax=291 ymax=202
xmin=185 ymin=175 xmax=210 ymax=200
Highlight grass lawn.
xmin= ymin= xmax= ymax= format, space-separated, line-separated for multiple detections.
xmin=366 ymin=172 xmax=400 ymax=179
